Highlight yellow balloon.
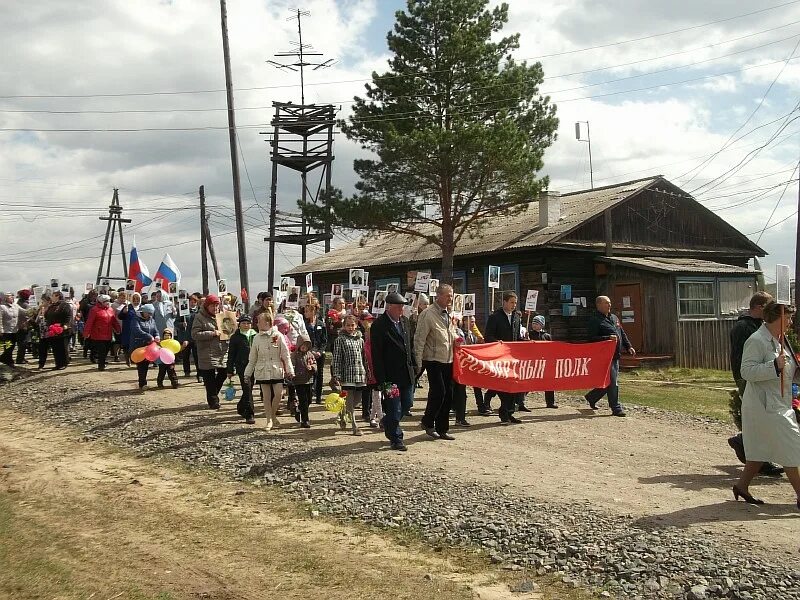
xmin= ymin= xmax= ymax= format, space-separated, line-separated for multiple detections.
xmin=161 ymin=339 xmax=181 ymax=354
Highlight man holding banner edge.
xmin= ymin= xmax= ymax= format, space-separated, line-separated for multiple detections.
xmin=585 ymin=295 xmax=635 ymax=417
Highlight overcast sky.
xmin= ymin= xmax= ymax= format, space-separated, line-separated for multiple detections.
xmin=2 ymin=0 xmax=799 ymax=294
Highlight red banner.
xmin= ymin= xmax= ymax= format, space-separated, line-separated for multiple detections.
xmin=453 ymin=340 xmax=617 ymax=393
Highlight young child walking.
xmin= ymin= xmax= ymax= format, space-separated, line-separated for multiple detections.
xmin=291 ymin=334 xmax=318 ymax=428
xmin=331 ymin=314 xmax=367 ymax=436
xmin=244 ymin=312 xmax=294 ymax=431
xmin=227 ymin=315 xmax=257 ymax=424
xmin=156 ymin=328 xmax=180 ymax=389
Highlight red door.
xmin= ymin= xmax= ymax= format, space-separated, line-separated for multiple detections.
xmin=612 ymin=283 xmax=643 ymax=352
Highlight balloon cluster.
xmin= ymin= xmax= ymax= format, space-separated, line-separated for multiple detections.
xmin=131 ymin=339 xmax=180 ymax=365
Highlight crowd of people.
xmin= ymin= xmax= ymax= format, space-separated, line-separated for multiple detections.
xmin=2 ymin=282 xmax=797 ymax=506
xmin=0 ymin=282 xmax=634 ymax=451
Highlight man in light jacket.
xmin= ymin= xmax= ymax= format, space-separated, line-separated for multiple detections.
xmin=413 ymin=284 xmax=457 ymax=440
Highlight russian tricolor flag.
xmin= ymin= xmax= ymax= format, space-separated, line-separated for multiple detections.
xmin=127 ymin=236 xmax=152 ymax=292
xmin=152 ymin=253 xmax=182 ymax=288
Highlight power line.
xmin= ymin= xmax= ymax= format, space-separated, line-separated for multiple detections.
xmin=2 ymin=1 xmax=797 ymax=101
xmin=755 ymin=162 xmax=800 ymax=242
xmin=2 ymin=56 xmax=797 ymax=135
xmin=6 ymin=24 xmax=800 ymax=117
xmin=677 ymin=36 xmax=800 ymax=185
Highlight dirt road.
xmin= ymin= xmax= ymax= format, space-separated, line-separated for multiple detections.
xmin=0 ymin=407 xmax=559 ymax=600
xmin=14 ymin=361 xmax=799 ymax=561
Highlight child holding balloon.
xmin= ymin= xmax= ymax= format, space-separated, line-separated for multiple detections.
xmin=156 ymin=328 xmax=182 ymax=389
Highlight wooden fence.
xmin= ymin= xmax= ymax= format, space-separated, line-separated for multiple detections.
xmin=675 ymin=319 xmax=736 ymax=370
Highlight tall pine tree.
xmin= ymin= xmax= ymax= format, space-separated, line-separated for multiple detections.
xmin=301 ymin=0 xmax=558 ymax=282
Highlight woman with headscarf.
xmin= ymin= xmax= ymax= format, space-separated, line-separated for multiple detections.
xmin=44 ymin=290 xmax=72 ymax=370
xmin=119 ymin=292 xmax=141 ymax=366
xmin=191 ymin=294 xmax=230 ymax=409
xmin=130 ymin=303 xmax=159 ymax=390
xmin=83 ymin=294 xmax=122 ymax=371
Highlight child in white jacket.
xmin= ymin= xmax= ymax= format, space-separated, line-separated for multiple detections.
xmin=244 ymin=312 xmax=295 ymax=430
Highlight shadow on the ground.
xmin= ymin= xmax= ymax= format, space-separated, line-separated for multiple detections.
xmin=633 ymin=498 xmax=800 ymax=530
xmin=638 ymin=464 xmax=787 ymax=493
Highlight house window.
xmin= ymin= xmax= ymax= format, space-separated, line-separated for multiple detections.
xmin=431 ymin=270 xmax=467 ymax=294
xmin=374 ymin=277 xmax=402 ymax=294
xmin=451 ymin=274 xmax=466 ymax=295
xmin=677 ymin=280 xmax=715 ymax=318
xmin=719 ymin=279 xmax=756 ymax=317
xmin=487 ymin=265 xmax=519 ymax=312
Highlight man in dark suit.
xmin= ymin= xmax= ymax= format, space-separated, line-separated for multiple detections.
xmin=371 ymin=292 xmax=416 ymax=451
xmin=484 ymin=291 xmax=525 ymax=423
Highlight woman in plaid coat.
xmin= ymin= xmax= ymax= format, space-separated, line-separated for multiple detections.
xmin=331 ymin=314 xmax=367 ymax=436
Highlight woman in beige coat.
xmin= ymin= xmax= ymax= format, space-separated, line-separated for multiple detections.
xmin=244 ymin=312 xmax=294 ymax=430
xmin=734 ymin=301 xmax=800 ymax=509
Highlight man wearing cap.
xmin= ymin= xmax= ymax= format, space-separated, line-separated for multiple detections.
xmin=414 ymin=284 xmax=458 ymax=440
xmin=83 ymin=294 xmax=122 ymax=371
xmin=227 ymin=315 xmax=257 ymax=424
xmin=191 ymin=294 xmax=230 ymax=409
xmin=371 ymin=291 xmax=417 ymax=451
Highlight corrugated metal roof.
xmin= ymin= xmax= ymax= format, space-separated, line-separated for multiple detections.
xmin=599 ymin=256 xmax=756 ymax=275
xmin=286 ymin=176 xmax=659 ymax=275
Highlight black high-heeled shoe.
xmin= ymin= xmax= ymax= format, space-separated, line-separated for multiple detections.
xmin=732 ymin=485 xmax=765 ymax=505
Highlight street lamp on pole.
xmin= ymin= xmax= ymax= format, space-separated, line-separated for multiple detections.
xmin=575 ymin=121 xmax=594 ymax=190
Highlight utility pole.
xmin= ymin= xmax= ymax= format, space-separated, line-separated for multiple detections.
xmin=575 ymin=121 xmax=594 ymax=190
xmin=96 ymin=188 xmax=131 ymax=285
xmin=219 ymin=0 xmax=250 ymax=308
xmin=199 ymin=185 xmax=209 ymax=296
xmin=204 ymin=217 xmax=221 ymax=284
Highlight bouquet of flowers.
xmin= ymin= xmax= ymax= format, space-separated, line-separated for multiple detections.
xmin=381 ymin=382 xmax=400 ymax=399
xmin=46 ymin=323 xmax=64 ymax=338
xmin=327 ymin=308 xmax=342 ymax=323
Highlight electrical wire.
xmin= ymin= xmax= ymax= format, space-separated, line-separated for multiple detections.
xmin=2 ymin=1 xmax=797 ymax=100
xmin=5 ymin=25 xmax=800 ymax=116
xmin=755 ymin=162 xmax=800 ymax=243
xmin=677 ymin=36 xmax=800 ymax=185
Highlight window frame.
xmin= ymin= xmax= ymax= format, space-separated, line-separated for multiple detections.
xmin=484 ymin=264 xmax=519 ymax=316
xmin=675 ymin=275 xmax=757 ymax=321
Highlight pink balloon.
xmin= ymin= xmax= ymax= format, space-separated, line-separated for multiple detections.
xmin=144 ymin=342 xmax=161 ymax=362
xmin=158 ymin=348 xmax=175 ymax=365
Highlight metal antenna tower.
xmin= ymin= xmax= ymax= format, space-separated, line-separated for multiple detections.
xmin=267 ymin=8 xmax=336 ymax=105
xmin=264 ymin=8 xmax=337 ymax=290
xmin=96 ymin=188 xmax=131 ymax=285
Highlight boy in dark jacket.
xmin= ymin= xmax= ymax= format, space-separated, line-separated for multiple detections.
xmin=291 ymin=334 xmax=317 ymax=428
xmin=226 ymin=315 xmax=256 ymax=424
xmin=529 ymin=315 xmax=558 ymax=409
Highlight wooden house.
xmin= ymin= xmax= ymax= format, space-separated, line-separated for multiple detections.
xmin=284 ymin=176 xmax=765 ymax=369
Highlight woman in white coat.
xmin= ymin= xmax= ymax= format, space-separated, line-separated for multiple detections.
xmin=244 ymin=312 xmax=294 ymax=431
xmin=734 ymin=301 xmax=800 ymax=509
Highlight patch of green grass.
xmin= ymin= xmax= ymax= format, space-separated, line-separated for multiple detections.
xmin=615 ymin=380 xmax=731 ymax=421
xmin=571 ymin=367 xmax=736 ymax=422
xmin=626 ymin=367 xmax=733 ymax=385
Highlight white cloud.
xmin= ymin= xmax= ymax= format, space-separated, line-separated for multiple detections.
xmin=2 ymin=0 xmax=799 ymax=294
